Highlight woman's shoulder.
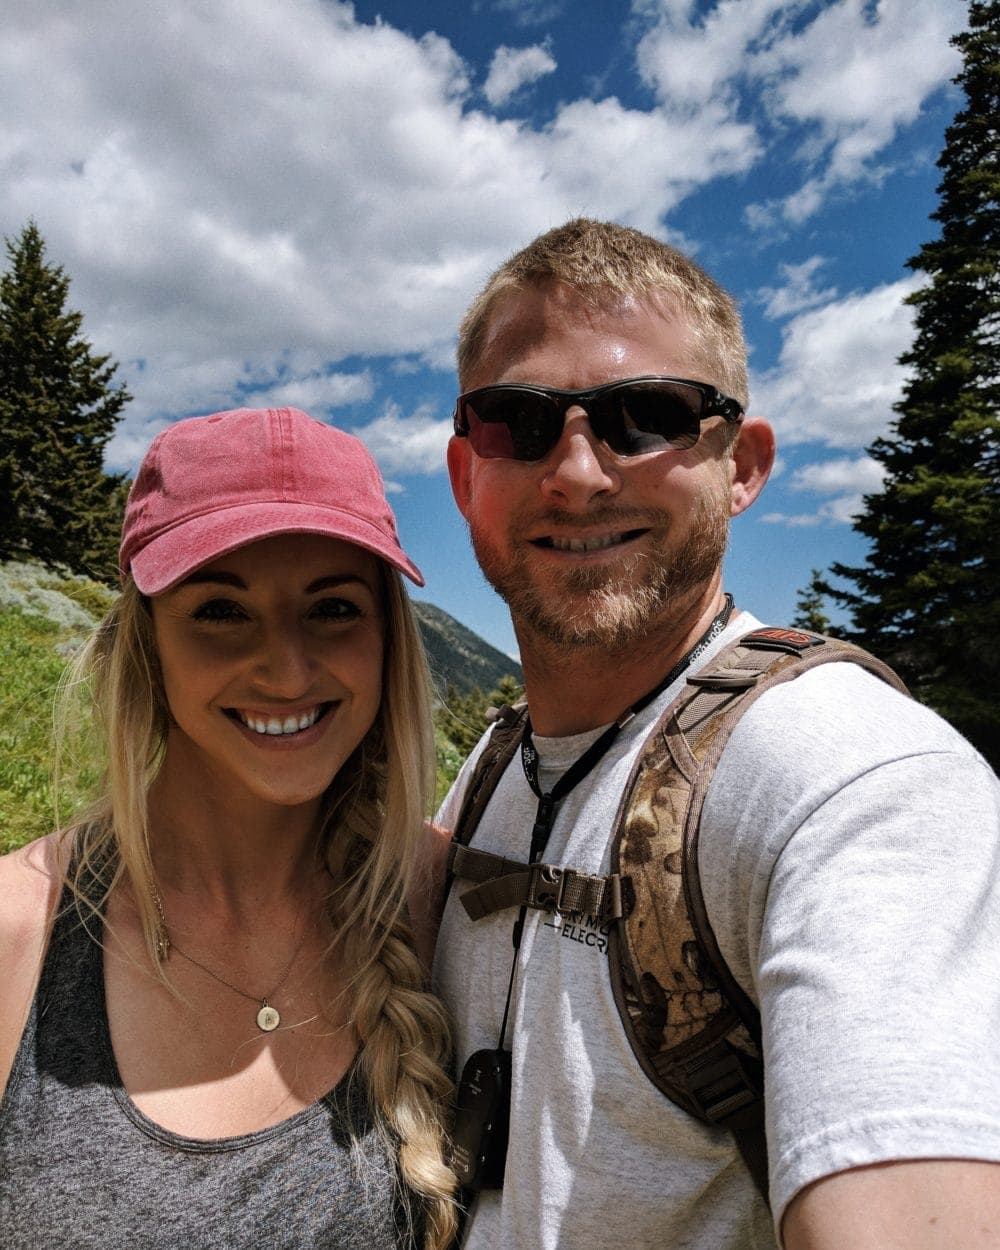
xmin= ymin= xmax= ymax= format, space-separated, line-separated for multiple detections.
xmin=0 ymin=832 xmax=68 ymax=931
xmin=0 ymin=833 xmax=72 ymax=1093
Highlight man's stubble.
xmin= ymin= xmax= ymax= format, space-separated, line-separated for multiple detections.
xmin=469 ymin=488 xmax=731 ymax=655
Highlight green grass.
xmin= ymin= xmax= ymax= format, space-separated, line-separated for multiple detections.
xmin=434 ymin=726 xmax=465 ymax=812
xmin=0 ymin=561 xmax=116 ymax=852
xmin=1 ymin=611 xmax=88 ymax=852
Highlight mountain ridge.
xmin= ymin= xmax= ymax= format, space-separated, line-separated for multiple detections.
xmin=412 ymin=598 xmax=522 ymax=697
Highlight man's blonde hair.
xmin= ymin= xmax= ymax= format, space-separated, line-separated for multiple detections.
xmin=457 ymin=217 xmax=748 ymax=410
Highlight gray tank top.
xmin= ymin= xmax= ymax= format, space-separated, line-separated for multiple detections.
xmin=0 ymin=881 xmax=420 ymax=1249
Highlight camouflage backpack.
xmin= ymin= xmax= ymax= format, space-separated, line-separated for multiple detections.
xmin=446 ymin=627 xmax=908 ymax=1197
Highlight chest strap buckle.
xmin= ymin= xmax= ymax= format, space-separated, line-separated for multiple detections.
xmin=450 ymin=843 xmax=623 ymax=923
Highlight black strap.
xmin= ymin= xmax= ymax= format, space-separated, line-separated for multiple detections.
xmin=448 ymin=843 xmax=625 ymax=923
xmin=493 ymin=596 xmax=735 ymax=1050
xmin=518 ymin=594 xmax=734 ymax=862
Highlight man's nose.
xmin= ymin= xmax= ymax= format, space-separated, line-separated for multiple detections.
xmin=539 ymin=409 xmax=621 ymax=507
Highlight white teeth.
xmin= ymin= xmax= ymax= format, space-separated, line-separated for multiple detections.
xmin=550 ymin=533 xmax=623 ymax=552
xmin=237 ymin=706 xmax=323 ymax=736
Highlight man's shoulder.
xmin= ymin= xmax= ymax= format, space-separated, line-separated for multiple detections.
xmin=731 ymin=654 xmax=981 ymax=768
xmin=699 ymin=642 xmax=997 ymax=863
xmin=702 ymin=654 xmax=998 ymax=869
xmin=434 ymin=719 xmax=508 ymax=829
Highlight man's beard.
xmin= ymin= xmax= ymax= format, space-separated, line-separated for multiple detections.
xmin=469 ymin=493 xmax=731 ymax=653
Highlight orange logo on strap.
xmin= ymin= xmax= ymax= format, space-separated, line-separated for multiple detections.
xmin=747 ymin=627 xmax=822 ymax=651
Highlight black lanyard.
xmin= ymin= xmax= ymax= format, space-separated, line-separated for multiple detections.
xmin=519 ymin=593 xmax=734 ymax=862
xmin=495 ymin=594 xmax=734 ymax=1049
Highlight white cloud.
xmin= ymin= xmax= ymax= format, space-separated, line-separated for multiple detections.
xmin=353 ymin=403 xmax=453 ymax=477
xmin=757 ymin=256 xmax=838 ymax=319
xmin=821 ymin=493 xmax=866 ymax=524
xmin=540 ymin=96 xmax=759 ymax=233
xmin=636 ymin=0 xmax=793 ymax=110
xmin=2 ymin=0 xmax=766 ymax=454
xmin=637 ymin=0 xmax=965 ymax=223
xmin=490 ymin=0 xmax=567 ymax=27
xmin=789 ymin=455 xmax=884 ymax=496
xmin=484 ymin=43 xmax=557 ymax=107
xmin=105 ymin=415 xmax=172 ymax=476
xmin=750 ymin=275 xmax=921 ymax=449
xmin=760 ymin=494 xmax=866 ymax=526
xmin=760 ymin=509 xmax=821 ymax=527
xmin=239 ymin=370 xmax=374 ymax=413
xmin=760 ymin=0 xmax=963 ymax=186
xmin=759 ymin=454 xmax=885 ymax=527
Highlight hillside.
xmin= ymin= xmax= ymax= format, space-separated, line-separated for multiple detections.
xmin=412 ymin=599 xmax=521 ymax=697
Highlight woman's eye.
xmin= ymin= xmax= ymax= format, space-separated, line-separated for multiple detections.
xmin=191 ymin=599 xmax=247 ymax=623
xmin=312 ymin=597 xmax=362 ymax=622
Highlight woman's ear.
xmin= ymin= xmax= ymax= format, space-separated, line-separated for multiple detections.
xmin=729 ymin=417 xmax=776 ymax=517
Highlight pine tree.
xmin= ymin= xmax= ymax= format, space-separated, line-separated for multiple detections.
xmin=790 ymin=569 xmax=837 ymax=635
xmin=828 ymin=2 xmax=1000 ymax=766
xmin=0 ymin=222 xmax=130 ymax=580
xmin=434 ymin=674 xmax=525 ymax=757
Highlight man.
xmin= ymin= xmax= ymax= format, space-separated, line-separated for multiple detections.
xmin=433 ymin=218 xmax=1000 ymax=1249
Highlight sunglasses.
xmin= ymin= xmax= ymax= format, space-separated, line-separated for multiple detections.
xmin=453 ymin=375 xmax=744 ymax=462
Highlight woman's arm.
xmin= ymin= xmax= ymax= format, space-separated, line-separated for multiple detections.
xmin=0 ymin=834 xmax=66 ymax=1097
xmin=407 ymin=822 xmax=453 ymax=973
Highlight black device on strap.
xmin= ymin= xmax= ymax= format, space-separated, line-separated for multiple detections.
xmin=450 ymin=596 xmax=734 ymax=1192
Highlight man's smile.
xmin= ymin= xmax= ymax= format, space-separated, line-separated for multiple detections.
xmin=533 ymin=527 xmax=650 ymax=553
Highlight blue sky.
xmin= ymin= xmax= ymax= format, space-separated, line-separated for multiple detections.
xmin=2 ymin=0 xmax=967 ymax=660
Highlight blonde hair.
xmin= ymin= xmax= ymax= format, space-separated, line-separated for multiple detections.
xmin=59 ymin=568 xmax=458 ymax=1249
xmin=458 ymin=216 xmax=749 ymax=413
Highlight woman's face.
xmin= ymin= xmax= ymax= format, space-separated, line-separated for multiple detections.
xmin=150 ymin=533 xmax=385 ymax=816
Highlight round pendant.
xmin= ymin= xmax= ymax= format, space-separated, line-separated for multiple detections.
xmin=257 ymin=1004 xmax=280 ymax=1032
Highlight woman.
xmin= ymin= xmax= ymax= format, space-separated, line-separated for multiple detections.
xmin=0 ymin=407 xmax=457 ymax=1248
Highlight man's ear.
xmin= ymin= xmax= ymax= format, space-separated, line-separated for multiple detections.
xmin=447 ymin=434 xmax=473 ymax=520
xmin=729 ymin=417 xmax=775 ymax=517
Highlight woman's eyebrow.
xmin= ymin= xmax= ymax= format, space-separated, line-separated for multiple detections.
xmin=305 ymin=574 xmax=372 ymax=594
xmin=179 ymin=570 xmax=246 ymax=589
xmin=175 ymin=572 xmax=373 ymax=593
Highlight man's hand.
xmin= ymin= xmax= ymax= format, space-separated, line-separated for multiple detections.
xmin=783 ymin=1159 xmax=1000 ymax=1249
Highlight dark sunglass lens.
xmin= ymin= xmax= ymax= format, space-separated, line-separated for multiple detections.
xmin=595 ymin=382 xmax=701 ymax=455
xmin=465 ymin=390 xmax=561 ymax=461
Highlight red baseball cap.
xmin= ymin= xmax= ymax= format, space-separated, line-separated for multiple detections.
xmin=120 ymin=407 xmax=424 ymax=593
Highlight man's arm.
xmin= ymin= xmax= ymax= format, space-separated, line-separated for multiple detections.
xmin=783 ymin=1159 xmax=1000 ymax=1249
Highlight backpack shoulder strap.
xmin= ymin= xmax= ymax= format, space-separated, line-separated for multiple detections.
xmin=610 ymin=626 xmax=908 ymax=1199
xmin=444 ymin=627 xmax=907 ymax=1202
xmin=680 ymin=628 xmax=907 ymax=1032
xmin=451 ymin=702 xmax=528 ymax=850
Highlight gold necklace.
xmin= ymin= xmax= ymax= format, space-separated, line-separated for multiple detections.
xmin=152 ymin=887 xmax=307 ymax=1032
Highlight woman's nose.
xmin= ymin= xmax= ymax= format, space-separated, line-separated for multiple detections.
xmin=251 ymin=625 xmax=315 ymax=696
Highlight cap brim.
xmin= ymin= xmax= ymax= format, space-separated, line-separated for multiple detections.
xmin=128 ymin=502 xmax=425 ymax=594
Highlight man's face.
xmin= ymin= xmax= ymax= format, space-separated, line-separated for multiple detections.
xmin=448 ymin=282 xmax=743 ymax=654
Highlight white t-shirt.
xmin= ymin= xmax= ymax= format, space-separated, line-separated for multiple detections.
xmin=432 ymin=614 xmax=1000 ymax=1249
